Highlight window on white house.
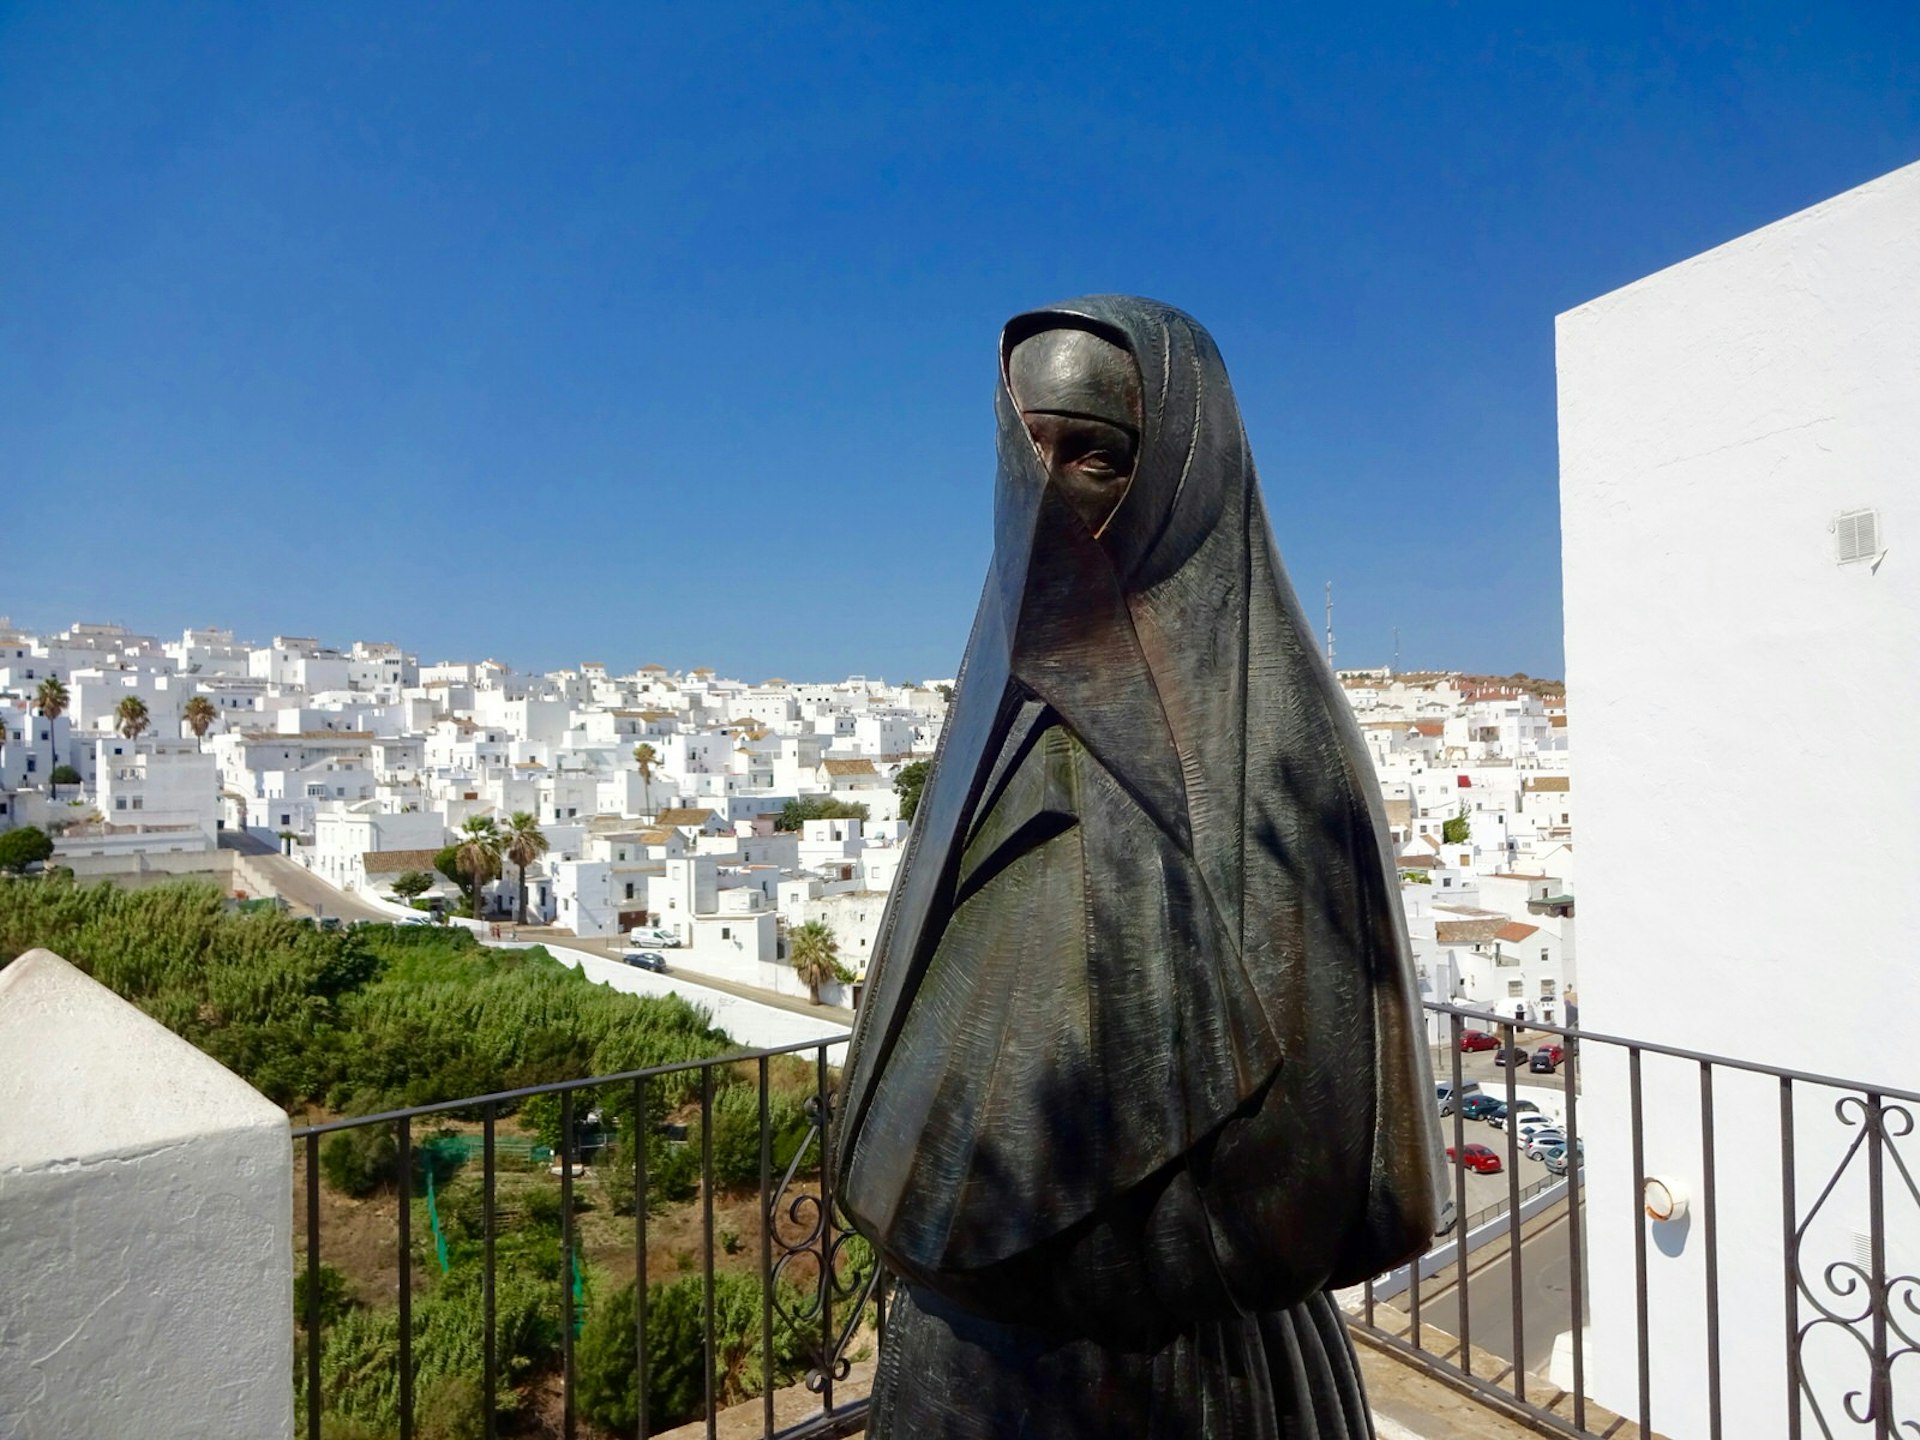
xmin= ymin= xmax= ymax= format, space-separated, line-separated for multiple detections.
xmin=1540 ymin=948 xmax=1549 ymax=963
xmin=115 ymin=797 xmax=127 ymax=810
xmin=1540 ymin=979 xmax=1557 ymax=996
xmin=1508 ymin=980 xmax=1524 ymax=997
xmin=721 ymin=927 xmax=731 ymax=939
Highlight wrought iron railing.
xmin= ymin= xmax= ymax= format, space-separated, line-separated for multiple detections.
xmin=293 ymin=1037 xmax=879 ymax=1440
xmin=293 ymin=1007 xmax=1916 ymax=1439
xmin=1352 ymin=1002 xmax=1918 ymax=1440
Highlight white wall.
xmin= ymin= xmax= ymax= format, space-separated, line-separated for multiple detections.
xmin=0 ymin=950 xmax=291 ymax=1439
xmin=1558 ymin=158 xmax=1920 ymax=1440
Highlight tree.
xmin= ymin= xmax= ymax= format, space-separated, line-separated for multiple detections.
xmin=114 ymin=695 xmax=151 ymax=740
xmin=34 ymin=678 xmax=68 ymax=785
xmin=48 ymin=764 xmax=81 ymax=801
xmin=787 ymin=920 xmax=842 ymax=1006
xmin=500 ymin=811 xmax=549 ymax=924
xmin=33 ymin=677 xmax=68 ymax=724
xmin=182 ymin=695 xmax=218 ymax=739
xmin=1442 ymin=805 xmax=1470 ymax=845
xmin=774 ymin=797 xmax=869 ymax=832
xmin=0 ymin=826 xmax=55 ymax=873
xmin=454 ymin=816 xmax=503 ymax=919
xmin=389 ymin=870 xmax=435 ymax=904
xmin=632 ymin=743 xmax=662 ymax=817
xmin=893 ymin=760 xmax=931 ymax=824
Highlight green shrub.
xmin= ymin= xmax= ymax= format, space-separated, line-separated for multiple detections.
xmin=321 ymin=1127 xmax=399 ymax=1198
xmin=295 ymin=1262 xmax=357 ymax=1330
xmin=0 ymin=883 xmax=739 ymax=1121
xmin=575 ymin=1273 xmax=813 ymax=1436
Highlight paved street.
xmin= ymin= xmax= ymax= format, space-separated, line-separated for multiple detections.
xmin=1405 ymin=1193 xmax=1588 ymax=1375
xmin=232 ymin=850 xmax=411 ymax=925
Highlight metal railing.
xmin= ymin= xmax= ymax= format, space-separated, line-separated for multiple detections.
xmin=1353 ymin=1002 xmax=1919 ymax=1440
xmin=294 ymin=1036 xmax=878 ymax=1440
xmin=294 ymin=1006 xmax=1917 ymax=1439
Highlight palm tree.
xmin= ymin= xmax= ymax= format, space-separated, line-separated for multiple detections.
xmin=788 ymin=920 xmax=842 ymax=1006
xmin=34 ymin=677 xmax=68 ymax=783
xmin=500 ymin=811 xmax=549 ymax=924
xmin=182 ymin=695 xmax=217 ymax=739
xmin=454 ymin=815 xmax=503 ymax=920
xmin=34 ymin=677 xmax=68 ymax=723
xmin=114 ymin=696 xmax=151 ymax=740
xmin=632 ymin=742 xmax=662 ymax=817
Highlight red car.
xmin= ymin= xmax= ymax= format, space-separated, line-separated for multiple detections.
xmin=1448 ymin=1143 xmax=1503 ymax=1174
xmin=1458 ymin=1029 xmax=1499 ymax=1052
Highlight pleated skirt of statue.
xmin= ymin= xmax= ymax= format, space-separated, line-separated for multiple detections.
xmin=866 ymin=1284 xmax=1375 ymax=1440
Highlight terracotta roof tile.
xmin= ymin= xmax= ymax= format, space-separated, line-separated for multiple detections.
xmin=655 ymin=807 xmax=717 ymax=828
xmin=363 ymin=849 xmax=443 ymax=875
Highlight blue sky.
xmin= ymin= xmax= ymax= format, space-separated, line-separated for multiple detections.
xmin=4 ymin=4 xmax=1916 ymax=682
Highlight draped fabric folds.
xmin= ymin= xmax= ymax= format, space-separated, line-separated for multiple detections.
xmin=835 ymin=296 xmax=1442 ymax=1436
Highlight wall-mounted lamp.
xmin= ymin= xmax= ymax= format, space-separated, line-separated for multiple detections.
xmin=1643 ymin=1176 xmax=1690 ymax=1224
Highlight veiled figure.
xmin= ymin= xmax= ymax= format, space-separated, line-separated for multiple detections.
xmin=835 ymin=296 xmax=1442 ymax=1438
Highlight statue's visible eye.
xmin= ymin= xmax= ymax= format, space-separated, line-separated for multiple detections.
xmin=1019 ymin=412 xmax=1139 ymax=533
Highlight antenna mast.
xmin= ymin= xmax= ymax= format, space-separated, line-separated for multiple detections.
xmin=1325 ymin=581 xmax=1335 ymax=668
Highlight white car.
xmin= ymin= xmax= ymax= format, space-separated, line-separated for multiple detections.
xmin=1525 ymin=1128 xmax=1569 ymax=1160
xmin=1514 ymin=1112 xmax=1561 ymax=1138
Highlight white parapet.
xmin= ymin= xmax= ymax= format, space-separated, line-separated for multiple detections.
xmin=0 ymin=948 xmax=293 ymax=1440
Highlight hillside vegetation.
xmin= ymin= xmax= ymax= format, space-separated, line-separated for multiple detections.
xmin=0 ymin=879 xmax=852 ymax=1436
xmin=0 ymin=879 xmax=735 ymax=1115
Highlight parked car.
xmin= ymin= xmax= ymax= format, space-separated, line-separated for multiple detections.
xmin=627 ymin=926 xmax=682 ymax=948
xmin=1514 ymin=1117 xmax=1561 ymax=1146
xmin=1458 ymin=1029 xmax=1500 ymax=1052
xmin=1493 ymin=1045 xmax=1530 ymax=1067
xmin=1484 ymin=1098 xmax=1540 ymax=1129
xmin=620 ymin=949 xmax=669 ymax=973
xmin=1539 ymin=1139 xmax=1586 ymax=1175
xmin=1524 ymin=1129 xmax=1569 ymax=1159
xmin=1530 ymin=1043 xmax=1567 ymax=1073
xmin=1436 ymin=1080 xmax=1484 ymax=1115
xmin=1447 ymin=1143 xmax=1503 ymax=1174
xmin=1458 ymin=1093 xmax=1503 ymax=1121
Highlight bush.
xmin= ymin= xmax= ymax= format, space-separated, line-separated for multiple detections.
xmin=321 ymin=1127 xmax=400 ymax=1198
xmin=0 ymin=883 xmax=739 ymax=1121
xmin=297 ymin=1259 xmax=559 ymax=1435
xmin=0 ymin=826 xmax=54 ymax=872
xmin=774 ymin=797 xmax=869 ymax=832
xmin=295 ymin=1262 xmax=357 ymax=1330
xmin=576 ymin=1273 xmax=813 ymax=1436
xmin=707 ymin=1083 xmax=814 ymax=1191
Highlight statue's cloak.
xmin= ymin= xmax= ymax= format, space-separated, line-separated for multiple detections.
xmin=836 ymin=296 xmax=1440 ymax=1342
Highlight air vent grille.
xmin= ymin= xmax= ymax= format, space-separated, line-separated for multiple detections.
xmin=1835 ymin=509 xmax=1880 ymax=565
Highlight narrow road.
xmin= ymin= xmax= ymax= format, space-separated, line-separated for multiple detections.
xmin=233 ymin=851 xmax=396 ymax=924
xmin=1405 ymin=1194 xmax=1588 ymax=1374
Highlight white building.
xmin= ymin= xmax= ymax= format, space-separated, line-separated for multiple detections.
xmin=1558 ymin=159 xmax=1920 ymax=1440
xmin=310 ymin=805 xmax=447 ymax=893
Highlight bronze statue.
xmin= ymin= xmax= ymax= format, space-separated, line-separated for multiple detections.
xmin=836 ymin=296 xmax=1441 ymax=1437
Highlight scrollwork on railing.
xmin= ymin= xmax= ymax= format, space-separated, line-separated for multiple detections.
xmin=1791 ymin=1093 xmax=1919 ymax=1438
xmin=767 ymin=1086 xmax=884 ymax=1395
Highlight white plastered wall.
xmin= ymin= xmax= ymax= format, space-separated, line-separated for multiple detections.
xmin=0 ymin=950 xmax=293 ymax=1439
xmin=1558 ymin=159 xmax=1920 ymax=1438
